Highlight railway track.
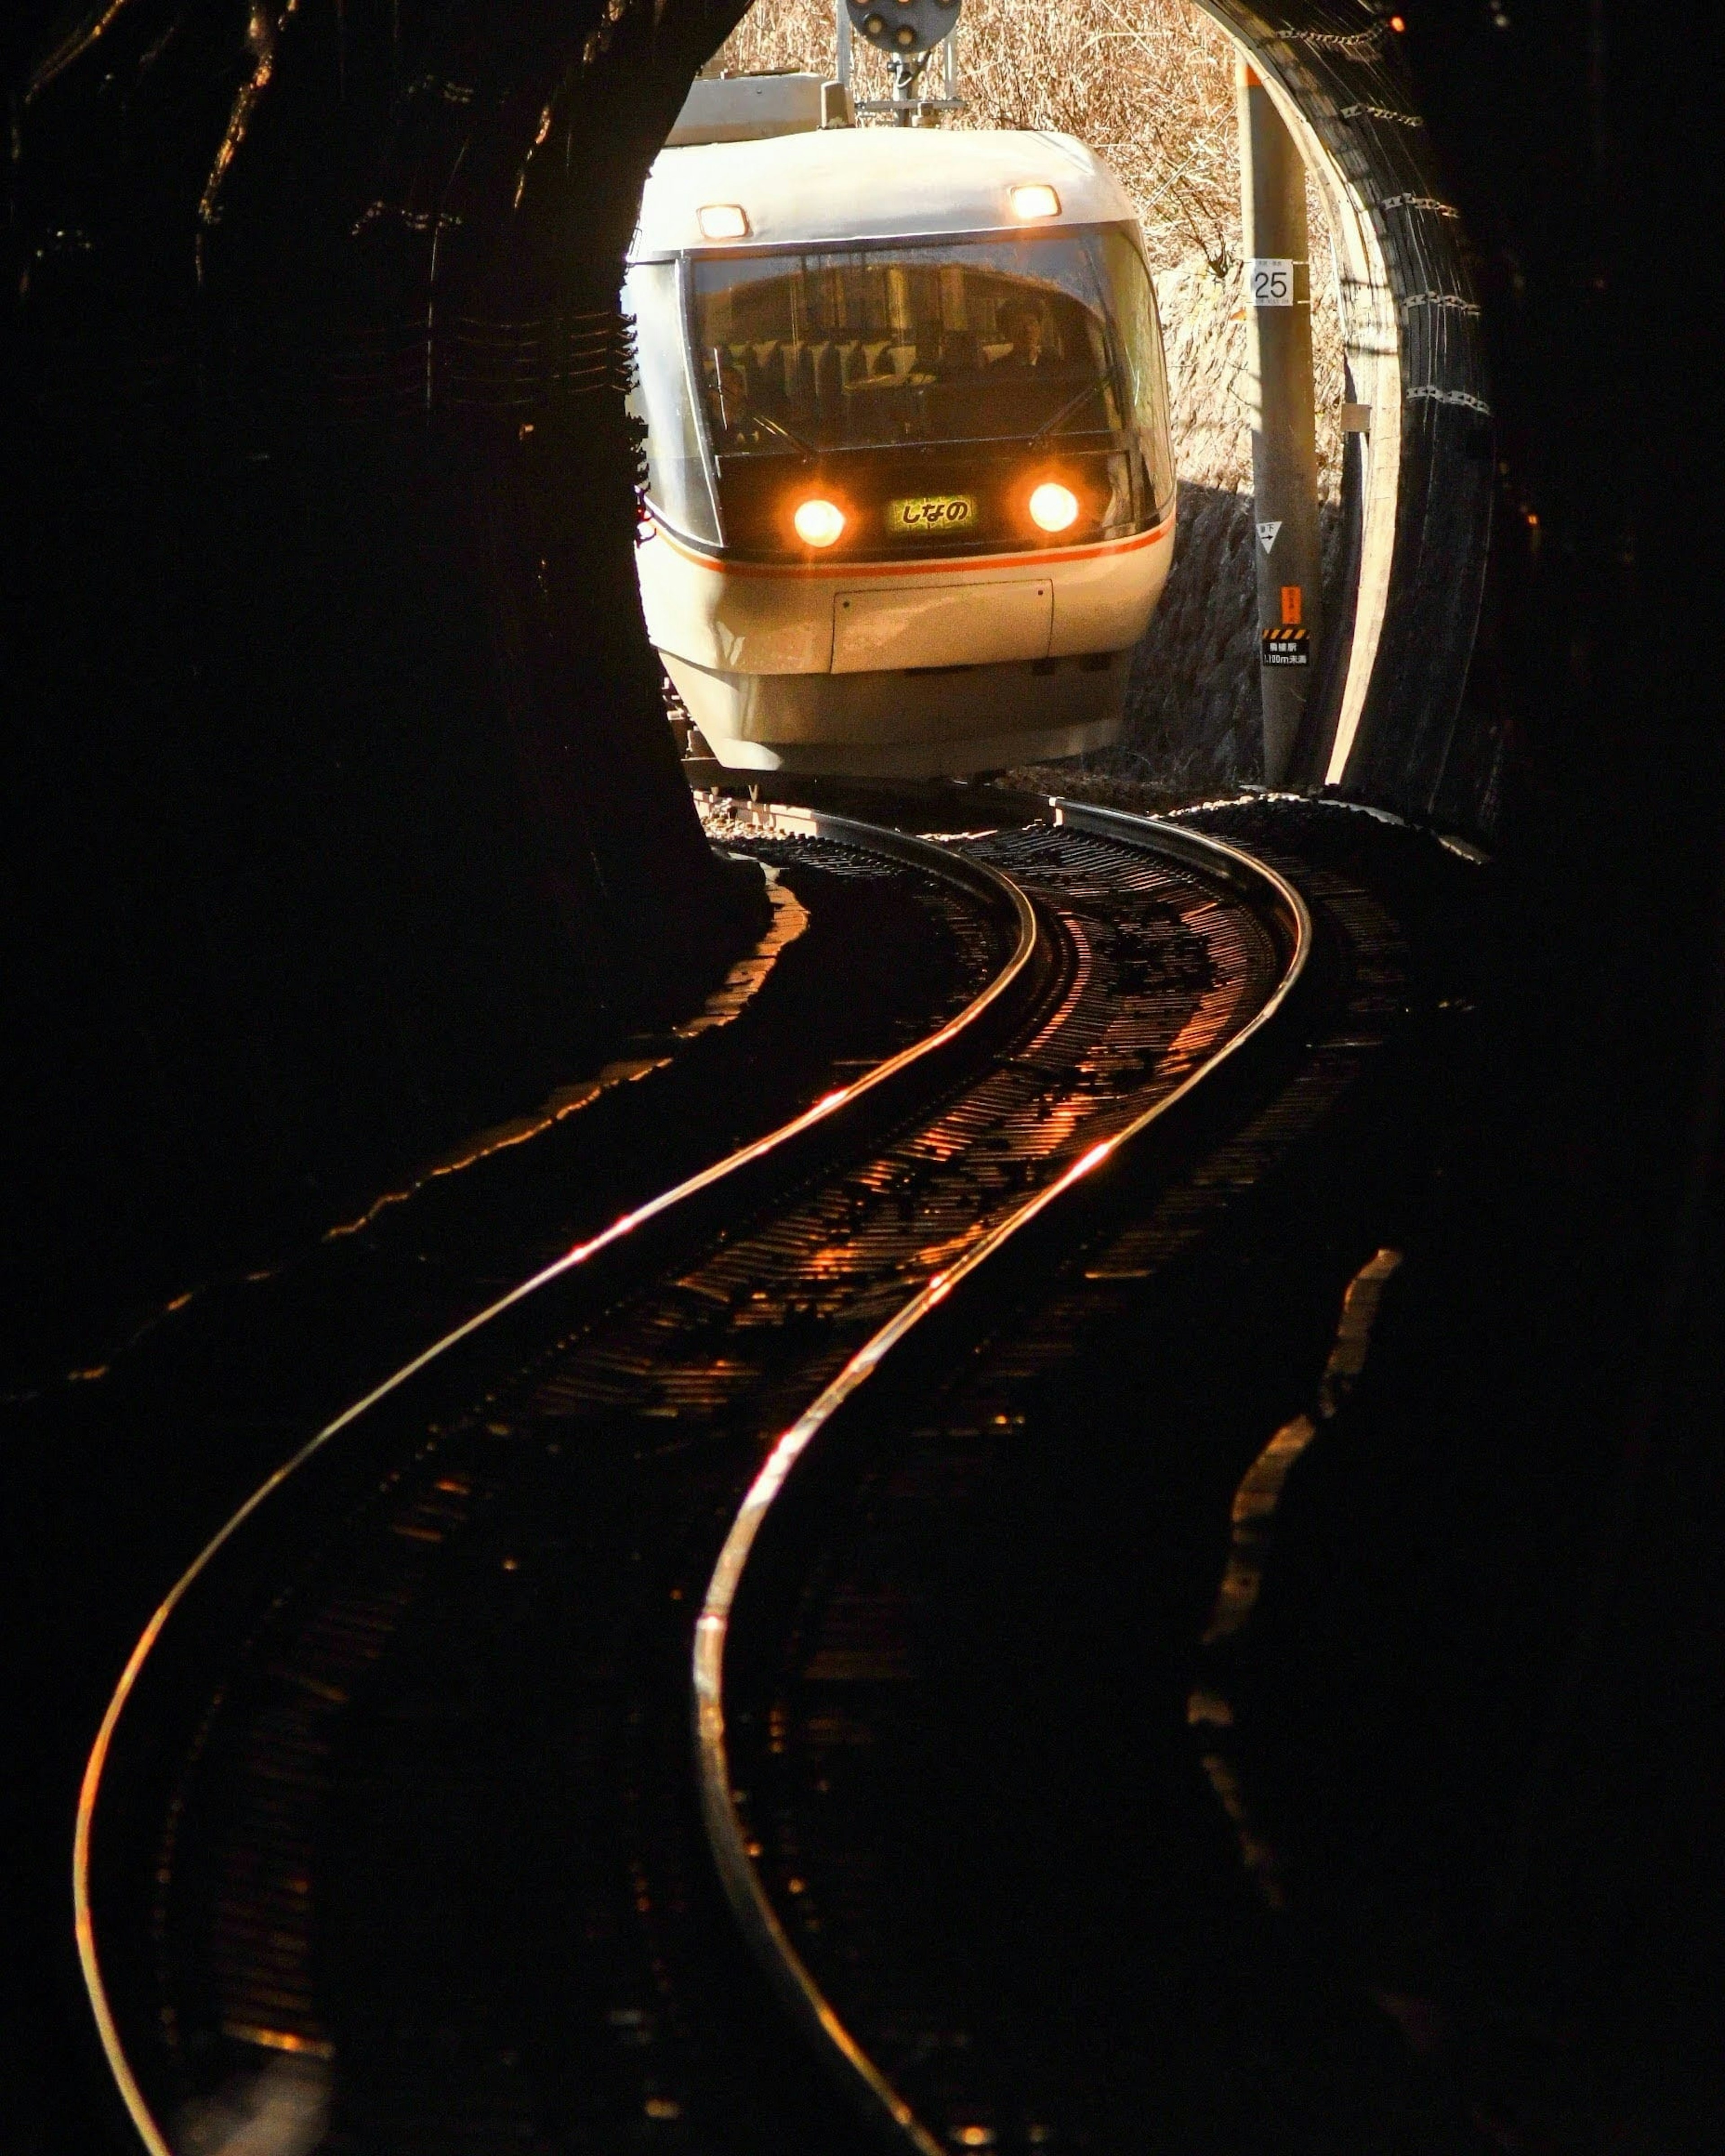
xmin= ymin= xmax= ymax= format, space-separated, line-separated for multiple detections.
xmin=76 ymin=802 xmax=1327 ymax=2156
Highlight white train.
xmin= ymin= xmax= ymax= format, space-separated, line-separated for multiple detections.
xmin=625 ymin=77 xmax=1176 ymax=777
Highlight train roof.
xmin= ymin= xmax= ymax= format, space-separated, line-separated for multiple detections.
xmin=630 ymin=127 xmax=1141 ymax=260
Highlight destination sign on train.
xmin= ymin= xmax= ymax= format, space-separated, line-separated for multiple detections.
xmin=887 ymin=494 xmax=978 ymax=535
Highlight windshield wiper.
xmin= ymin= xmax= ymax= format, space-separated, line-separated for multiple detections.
xmin=1029 ymin=379 xmax=1110 ymax=449
xmin=721 ymin=412 xmax=815 ymax=459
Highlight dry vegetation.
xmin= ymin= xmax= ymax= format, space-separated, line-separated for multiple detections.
xmin=715 ymin=0 xmax=1242 ymax=279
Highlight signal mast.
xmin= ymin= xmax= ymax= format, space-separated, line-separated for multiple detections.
xmin=836 ymin=0 xmax=964 ymax=127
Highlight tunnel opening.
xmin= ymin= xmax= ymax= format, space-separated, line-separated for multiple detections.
xmin=676 ymin=0 xmax=1494 ymax=830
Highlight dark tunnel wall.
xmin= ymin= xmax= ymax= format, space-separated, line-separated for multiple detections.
xmin=1220 ymin=0 xmax=1725 ymax=2090
xmin=2 ymin=0 xmax=755 ymax=1383
xmin=1387 ymin=0 xmax=1723 ymax=2058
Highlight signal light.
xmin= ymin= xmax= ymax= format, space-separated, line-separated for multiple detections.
xmin=697 ymin=203 xmax=749 ymax=241
xmin=793 ymin=498 xmax=846 ymax=548
xmin=1028 ymin=482 xmax=1080 ymax=533
xmin=1010 ymin=184 xmax=1061 ymax=221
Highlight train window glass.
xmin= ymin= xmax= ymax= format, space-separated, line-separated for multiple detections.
xmin=1097 ymin=229 xmax=1176 ymax=519
xmin=687 ymin=230 xmax=1156 ymax=459
xmin=623 ymin=259 xmax=721 ymax=544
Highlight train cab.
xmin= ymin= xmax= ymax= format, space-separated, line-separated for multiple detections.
xmin=625 ymin=94 xmax=1177 ymax=777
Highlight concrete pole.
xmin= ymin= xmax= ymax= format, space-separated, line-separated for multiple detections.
xmin=1237 ymin=58 xmax=1322 ymax=786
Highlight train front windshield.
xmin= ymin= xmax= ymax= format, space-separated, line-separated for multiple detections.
xmin=628 ymin=225 xmax=1171 ymax=558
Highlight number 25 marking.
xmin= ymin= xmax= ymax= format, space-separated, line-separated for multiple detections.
xmin=1247 ymin=257 xmax=1295 ymax=307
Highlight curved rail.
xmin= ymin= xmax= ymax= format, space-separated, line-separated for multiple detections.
xmin=692 ymin=805 xmax=1313 ymax=2155
xmin=73 ymin=809 xmax=1041 ymax=2156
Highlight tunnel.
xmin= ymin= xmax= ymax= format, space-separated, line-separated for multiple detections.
xmin=4 ymin=1 xmax=1720 ymax=2149
xmin=0 ymin=0 xmax=1553 ymax=1371
xmin=0 ymin=0 xmax=1562 ymax=1388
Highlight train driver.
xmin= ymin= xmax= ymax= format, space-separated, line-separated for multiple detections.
xmin=989 ymin=300 xmax=1052 ymax=376
xmin=708 ymin=351 xmax=778 ymax=451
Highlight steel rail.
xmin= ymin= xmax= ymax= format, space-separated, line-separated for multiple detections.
xmin=72 ymin=809 xmax=1041 ymax=2156
xmin=693 ymin=804 xmax=1314 ymax=2156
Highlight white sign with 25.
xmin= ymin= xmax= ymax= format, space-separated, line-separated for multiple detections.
xmin=1246 ymin=258 xmax=1296 ymax=307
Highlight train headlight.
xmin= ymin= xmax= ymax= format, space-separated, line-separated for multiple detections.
xmin=1010 ymin=184 xmax=1062 ymax=222
xmin=793 ymin=497 xmax=847 ymax=548
xmin=697 ymin=203 xmax=749 ymax=241
xmin=1028 ymin=482 xmax=1080 ymax=533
